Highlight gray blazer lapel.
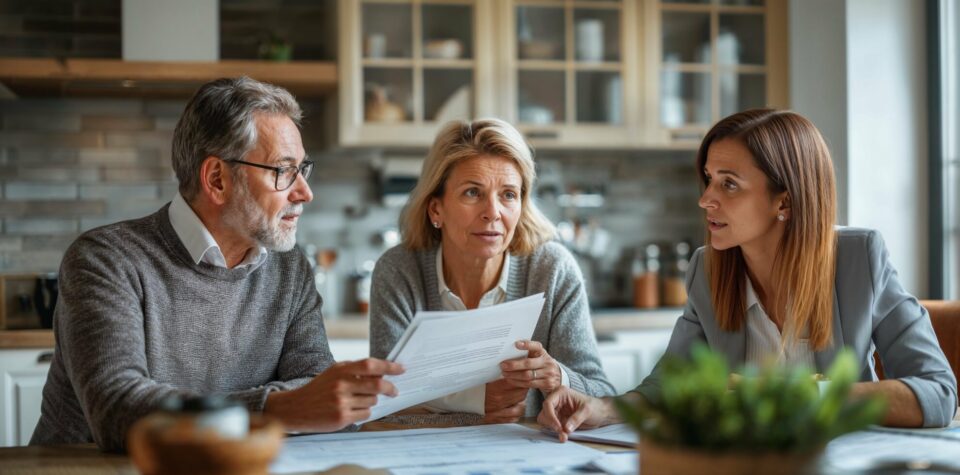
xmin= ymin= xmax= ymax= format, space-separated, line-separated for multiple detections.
xmin=814 ymin=290 xmax=843 ymax=373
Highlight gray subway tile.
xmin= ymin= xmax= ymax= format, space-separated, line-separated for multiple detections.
xmin=4 ymin=218 xmax=78 ymax=235
xmin=2 ymin=115 xmax=82 ymax=132
xmin=80 ymin=184 xmax=160 ymax=201
xmin=81 ymin=116 xmax=155 ymax=131
xmin=0 ymin=250 xmax=64 ymax=273
xmin=0 ymin=236 xmax=22 ymax=252
xmin=4 ymin=183 xmax=78 ymax=200
xmin=18 ymin=166 xmax=101 ymax=183
xmin=78 ymin=149 xmax=140 ymax=165
xmin=0 ymin=200 xmax=104 ymax=217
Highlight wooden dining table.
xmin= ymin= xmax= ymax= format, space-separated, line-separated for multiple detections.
xmin=0 ymin=415 xmax=615 ymax=475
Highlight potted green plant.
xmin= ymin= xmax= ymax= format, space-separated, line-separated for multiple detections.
xmin=616 ymin=345 xmax=886 ymax=475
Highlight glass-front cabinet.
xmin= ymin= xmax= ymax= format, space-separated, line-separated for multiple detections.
xmin=339 ymin=0 xmax=493 ymax=146
xmin=339 ymin=0 xmax=786 ymax=148
xmin=500 ymin=0 xmax=641 ymax=147
xmin=649 ymin=0 xmax=787 ymax=145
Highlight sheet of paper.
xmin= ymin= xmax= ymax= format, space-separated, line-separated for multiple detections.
xmin=364 ymin=293 xmax=545 ymax=422
xmin=824 ymin=429 xmax=960 ymax=472
xmin=587 ymin=451 xmax=639 ymax=475
xmin=867 ymin=420 xmax=960 ymax=441
xmin=564 ymin=423 xmax=639 ymax=447
xmin=269 ymin=424 xmax=605 ymax=474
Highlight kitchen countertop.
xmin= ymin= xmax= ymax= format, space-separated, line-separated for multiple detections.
xmin=0 ymin=308 xmax=682 ymax=349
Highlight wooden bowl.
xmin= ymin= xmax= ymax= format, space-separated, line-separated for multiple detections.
xmin=128 ymin=414 xmax=284 ymax=475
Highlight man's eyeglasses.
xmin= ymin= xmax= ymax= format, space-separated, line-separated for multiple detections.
xmin=225 ymin=159 xmax=314 ymax=191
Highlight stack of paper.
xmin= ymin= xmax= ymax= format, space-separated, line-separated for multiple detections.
xmin=270 ymin=424 xmax=604 ymax=474
xmin=364 ymin=293 xmax=546 ymax=422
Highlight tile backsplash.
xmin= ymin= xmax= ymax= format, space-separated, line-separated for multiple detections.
xmin=0 ymin=97 xmax=704 ymax=309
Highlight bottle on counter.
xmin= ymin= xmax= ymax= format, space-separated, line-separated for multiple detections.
xmin=314 ymin=249 xmax=341 ymax=317
xmin=632 ymin=244 xmax=661 ymax=308
xmin=662 ymin=241 xmax=690 ymax=307
xmin=354 ymin=259 xmax=376 ymax=314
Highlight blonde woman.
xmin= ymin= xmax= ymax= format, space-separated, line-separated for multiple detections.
xmin=370 ymin=118 xmax=615 ymax=423
xmin=538 ymin=109 xmax=957 ymax=437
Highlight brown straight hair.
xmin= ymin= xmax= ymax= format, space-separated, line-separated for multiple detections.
xmin=696 ymin=109 xmax=837 ymax=350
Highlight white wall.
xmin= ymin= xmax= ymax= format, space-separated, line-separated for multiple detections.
xmin=789 ymin=0 xmax=849 ymax=225
xmin=790 ymin=0 xmax=929 ymax=296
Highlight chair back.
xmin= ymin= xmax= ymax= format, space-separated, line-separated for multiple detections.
xmin=919 ymin=300 xmax=960 ymax=389
xmin=872 ymin=300 xmax=960 ymax=391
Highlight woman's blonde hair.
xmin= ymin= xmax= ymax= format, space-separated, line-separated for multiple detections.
xmin=401 ymin=118 xmax=556 ymax=255
xmin=696 ymin=109 xmax=837 ymax=350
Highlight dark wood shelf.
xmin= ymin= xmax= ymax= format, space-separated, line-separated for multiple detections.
xmin=0 ymin=58 xmax=337 ymax=99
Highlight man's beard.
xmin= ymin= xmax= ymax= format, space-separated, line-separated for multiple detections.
xmin=224 ymin=177 xmax=302 ymax=252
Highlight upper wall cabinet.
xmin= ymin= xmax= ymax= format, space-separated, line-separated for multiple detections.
xmin=338 ymin=0 xmax=787 ymax=149
xmin=339 ymin=0 xmax=494 ymax=146
xmin=647 ymin=0 xmax=788 ymax=146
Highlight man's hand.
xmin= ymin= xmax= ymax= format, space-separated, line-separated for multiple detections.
xmin=537 ymin=387 xmax=618 ymax=442
xmin=499 ymin=340 xmax=562 ymax=392
xmin=483 ymin=378 xmax=529 ymax=424
xmin=265 ymin=358 xmax=404 ymax=432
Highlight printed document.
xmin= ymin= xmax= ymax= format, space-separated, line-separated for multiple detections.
xmin=562 ymin=423 xmax=639 ymax=447
xmin=364 ymin=293 xmax=546 ymax=422
xmin=270 ymin=424 xmax=604 ymax=474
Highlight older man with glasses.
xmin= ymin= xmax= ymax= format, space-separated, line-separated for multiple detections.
xmin=30 ymin=77 xmax=404 ymax=452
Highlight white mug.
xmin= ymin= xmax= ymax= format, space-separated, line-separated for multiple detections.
xmin=365 ymin=33 xmax=387 ymax=59
xmin=576 ymin=19 xmax=604 ymax=62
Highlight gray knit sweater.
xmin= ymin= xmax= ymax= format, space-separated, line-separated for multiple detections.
xmin=30 ymin=204 xmax=334 ymax=451
xmin=369 ymin=242 xmax=615 ymax=416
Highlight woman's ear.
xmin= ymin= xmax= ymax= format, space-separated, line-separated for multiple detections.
xmin=199 ymin=156 xmax=230 ymax=206
xmin=778 ymin=193 xmax=791 ymax=220
xmin=427 ymin=196 xmax=442 ymax=225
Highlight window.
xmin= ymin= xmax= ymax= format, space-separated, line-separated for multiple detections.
xmin=935 ymin=0 xmax=960 ymax=298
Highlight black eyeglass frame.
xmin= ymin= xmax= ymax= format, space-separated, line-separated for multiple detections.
xmin=225 ymin=158 xmax=314 ymax=191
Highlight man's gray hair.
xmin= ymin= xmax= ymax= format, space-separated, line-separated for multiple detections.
xmin=172 ymin=76 xmax=303 ymax=201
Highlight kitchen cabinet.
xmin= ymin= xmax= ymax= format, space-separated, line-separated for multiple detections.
xmin=649 ymin=0 xmax=788 ymax=146
xmin=338 ymin=0 xmax=786 ymax=149
xmin=597 ymin=328 xmax=672 ymax=393
xmin=0 ymin=341 xmax=367 ymax=449
xmin=0 ymin=348 xmax=52 ymax=447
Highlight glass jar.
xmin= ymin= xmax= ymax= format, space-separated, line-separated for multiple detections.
xmin=662 ymin=242 xmax=690 ymax=307
xmin=633 ymin=244 xmax=661 ymax=308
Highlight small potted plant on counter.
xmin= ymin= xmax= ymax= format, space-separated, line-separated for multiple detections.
xmin=616 ymin=345 xmax=886 ymax=475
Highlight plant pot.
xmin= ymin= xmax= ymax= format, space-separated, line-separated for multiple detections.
xmin=639 ymin=439 xmax=823 ymax=475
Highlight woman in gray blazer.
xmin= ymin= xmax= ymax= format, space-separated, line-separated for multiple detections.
xmin=539 ymin=109 xmax=957 ymax=438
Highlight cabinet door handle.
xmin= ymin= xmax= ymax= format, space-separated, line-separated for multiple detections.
xmin=37 ymin=351 xmax=54 ymax=364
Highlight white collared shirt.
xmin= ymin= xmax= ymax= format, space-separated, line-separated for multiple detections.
xmin=168 ymin=193 xmax=268 ymax=270
xmin=744 ymin=277 xmax=815 ymax=369
xmin=425 ymin=246 xmax=568 ymax=415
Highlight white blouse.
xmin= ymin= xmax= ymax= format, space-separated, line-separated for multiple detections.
xmin=744 ymin=277 xmax=816 ymax=369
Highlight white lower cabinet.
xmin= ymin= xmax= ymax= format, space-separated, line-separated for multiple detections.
xmin=0 ymin=348 xmax=53 ymax=447
xmin=327 ymin=339 xmax=369 ymax=362
xmin=597 ymin=329 xmax=673 ymax=394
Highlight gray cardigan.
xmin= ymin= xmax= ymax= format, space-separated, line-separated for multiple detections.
xmin=369 ymin=241 xmax=616 ymax=416
xmin=634 ymin=227 xmax=958 ymax=427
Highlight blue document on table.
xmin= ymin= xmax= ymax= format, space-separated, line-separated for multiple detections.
xmin=362 ymin=293 xmax=546 ymax=423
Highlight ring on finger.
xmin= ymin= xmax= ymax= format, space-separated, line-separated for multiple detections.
xmin=532 ymin=369 xmax=537 ymax=380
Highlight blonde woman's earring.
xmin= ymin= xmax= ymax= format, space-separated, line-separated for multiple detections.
xmin=432 ymin=221 xmax=441 ymax=229
xmin=777 ymin=214 xmax=786 ymax=222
